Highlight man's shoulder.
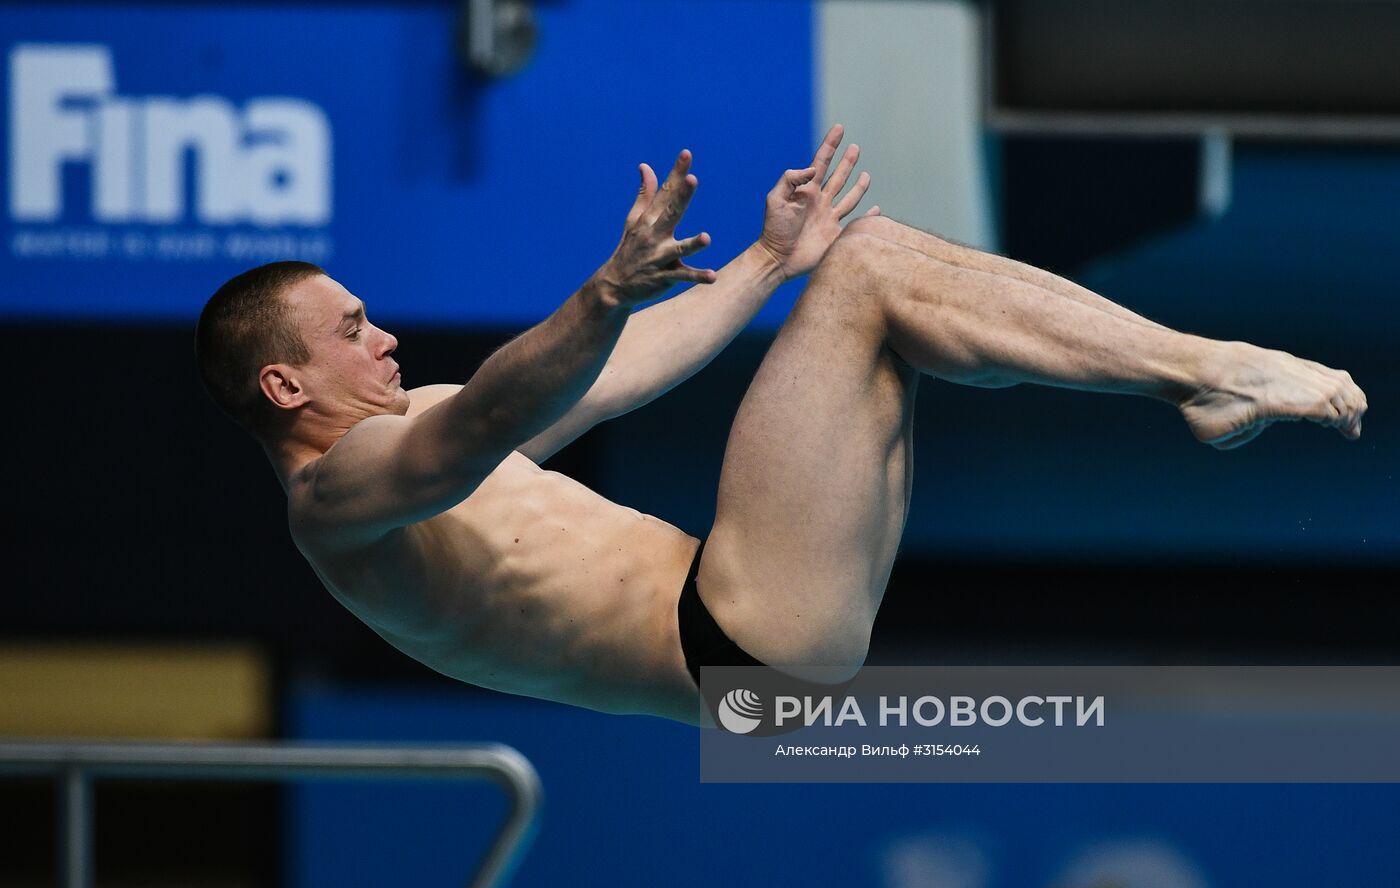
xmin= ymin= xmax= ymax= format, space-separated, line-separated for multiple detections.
xmin=302 ymin=413 xmax=413 ymax=491
xmin=283 ymin=420 xmax=405 ymax=551
xmin=286 ymin=477 xmax=411 ymax=565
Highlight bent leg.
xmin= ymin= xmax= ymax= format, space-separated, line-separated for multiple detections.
xmin=700 ymin=239 xmax=919 ymax=682
xmin=853 ymin=215 xmax=1366 ymax=445
xmin=701 ymin=218 xmax=1367 ymax=681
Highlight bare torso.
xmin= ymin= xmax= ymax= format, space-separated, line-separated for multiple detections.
xmin=287 ymin=450 xmax=704 ymax=724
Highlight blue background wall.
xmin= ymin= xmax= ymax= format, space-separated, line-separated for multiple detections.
xmin=0 ymin=0 xmax=813 ymax=326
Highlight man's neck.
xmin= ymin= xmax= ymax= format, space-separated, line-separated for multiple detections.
xmin=264 ymin=418 xmax=343 ymax=494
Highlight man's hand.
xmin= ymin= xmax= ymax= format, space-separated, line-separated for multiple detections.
xmin=757 ymin=124 xmax=877 ymax=280
xmin=596 ymin=150 xmax=718 ymax=308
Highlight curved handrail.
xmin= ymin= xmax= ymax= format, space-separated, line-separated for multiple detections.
xmin=0 ymin=740 xmax=542 ymax=888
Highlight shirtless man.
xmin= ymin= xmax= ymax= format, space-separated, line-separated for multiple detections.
xmin=195 ymin=126 xmax=1367 ymax=725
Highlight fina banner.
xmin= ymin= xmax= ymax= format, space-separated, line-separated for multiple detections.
xmin=0 ymin=2 xmax=813 ymax=326
xmin=8 ymin=41 xmax=332 ymax=261
xmin=700 ymin=665 xmax=1400 ymax=782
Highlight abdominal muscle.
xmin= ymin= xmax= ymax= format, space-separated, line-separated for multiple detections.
xmin=295 ymin=452 xmax=705 ymax=724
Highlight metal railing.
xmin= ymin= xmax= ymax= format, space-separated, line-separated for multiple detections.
xmin=0 ymin=740 xmax=542 ymax=888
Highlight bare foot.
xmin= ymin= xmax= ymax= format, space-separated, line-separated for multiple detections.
xmin=1179 ymin=342 xmax=1368 ymax=449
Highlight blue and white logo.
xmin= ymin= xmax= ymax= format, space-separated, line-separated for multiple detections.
xmin=9 ymin=43 xmax=331 ymax=226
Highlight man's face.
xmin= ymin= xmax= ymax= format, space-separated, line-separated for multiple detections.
xmin=281 ymin=274 xmax=410 ymax=424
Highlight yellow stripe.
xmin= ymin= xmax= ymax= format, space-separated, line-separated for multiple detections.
xmin=0 ymin=643 xmax=271 ymax=739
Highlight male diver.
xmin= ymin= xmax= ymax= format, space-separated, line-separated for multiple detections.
xmin=196 ymin=126 xmax=1366 ymax=724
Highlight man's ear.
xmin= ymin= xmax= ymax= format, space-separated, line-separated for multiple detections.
xmin=259 ymin=364 xmax=310 ymax=412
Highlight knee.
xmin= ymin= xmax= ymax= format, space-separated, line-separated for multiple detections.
xmin=840 ymin=213 xmax=903 ymax=242
xmin=840 ymin=214 xmax=963 ymax=263
xmin=814 ymin=217 xmax=898 ymax=286
xmin=815 ymin=217 xmax=949 ymax=320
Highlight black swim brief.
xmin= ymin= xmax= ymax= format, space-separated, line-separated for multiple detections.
xmin=676 ymin=541 xmax=766 ymax=687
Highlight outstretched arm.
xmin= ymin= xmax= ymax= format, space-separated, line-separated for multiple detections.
xmin=518 ymin=124 xmax=876 ymax=462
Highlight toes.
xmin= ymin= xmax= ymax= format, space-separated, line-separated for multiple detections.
xmin=1330 ymin=376 xmax=1367 ymax=438
xmin=1347 ymin=376 xmax=1368 ymax=435
xmin=1328 ymin=392 xmax=1348 ymax=426
xmin=1310 ymin=393 xmax=1342 ymax=428
xmin=1342 ymin=407 xmax=1363 ymax=440
xmin=1303 ymin=363 xmax=1366 ymax=430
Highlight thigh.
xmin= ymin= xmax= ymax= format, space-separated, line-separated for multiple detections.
xmin=698 ymin=252 xmax=920 ymax=680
